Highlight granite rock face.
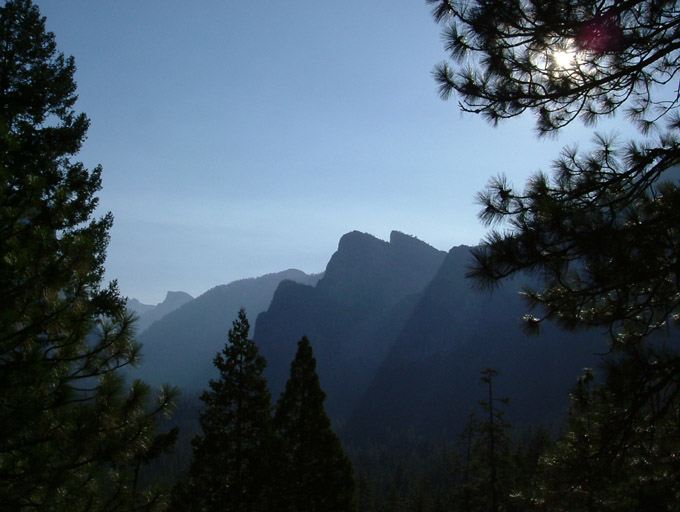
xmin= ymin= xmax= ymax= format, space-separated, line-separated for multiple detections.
xmin=254 ymin=231 xmax=447 ymax=425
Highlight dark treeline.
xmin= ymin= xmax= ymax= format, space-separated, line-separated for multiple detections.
xmin=147 ymin=353 xmax=680 ymax=511
xmin=0 ymin=1 xmax=178 ymax=509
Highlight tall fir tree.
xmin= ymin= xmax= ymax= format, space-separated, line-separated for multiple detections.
xmin=0 ymin=1 xmax=177 ymax=510
xmin=273 ymin=336 xmax=355 ymax=512
xmin=172 ymin=309 xmax=274 ymax=512
xmin=454 ymin=369 xmax=515 ymax=512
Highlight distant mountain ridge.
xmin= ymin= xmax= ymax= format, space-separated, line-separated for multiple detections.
xmin=127 ymin=298 xmax=155 ymax=316
xmin=133 ymin=269 xmax=322 ymax=389
xmin=128 ymin=291 xmax=194 ymax=334
xmin=132 ymin=229 xmax=611 ymax=444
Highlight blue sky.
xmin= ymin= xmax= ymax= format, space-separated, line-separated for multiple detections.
xmin=37 ymin=1 xmax=632 ymax=304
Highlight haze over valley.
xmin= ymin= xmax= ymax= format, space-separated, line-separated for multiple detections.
xmin=129 ymin=230 xmax=606 ymax=440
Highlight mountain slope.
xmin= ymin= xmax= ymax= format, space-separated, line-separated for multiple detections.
xmin=128 ymin=291 xmax=194 ymax=334
xmin=254 ymin=231 xmax=447 ymax=424
xmin=343 ymin=245 xmax=608 ymax=441
xmin=134 ymin=269 xmax=321 ymax=390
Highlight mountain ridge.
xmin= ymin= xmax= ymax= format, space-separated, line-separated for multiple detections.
xmin=127 ymin=291 xmax=194 ymax=334
xmin=130 ymin=229 xmax=614 ymax=445
xmin=132 ymin=269 xmax=322 ymax=390
xmin=254 ymin=231 xmax=448 ymax=424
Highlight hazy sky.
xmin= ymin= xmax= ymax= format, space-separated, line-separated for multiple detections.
xmin=37 ymin=1 xmax=632 ymax=304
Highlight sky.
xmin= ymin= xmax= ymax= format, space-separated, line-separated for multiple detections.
xmin=36 ymin=1 xmax=634 ymax=304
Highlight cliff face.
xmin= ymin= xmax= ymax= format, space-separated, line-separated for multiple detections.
xmin=254 ymin=231 xmax=447 ymax=424
xmin=315 ymin=231 xmax=446 ymax=312
xmin=343 ymin=245 xmax=607 ymax=441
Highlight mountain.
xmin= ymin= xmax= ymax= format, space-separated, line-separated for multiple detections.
xmin=131 ymin=229 xmax=613 ymax=446
xmin=127 ymin=298 xmax=156 ymax=316
xmin=342 ymin=245 xmax=608 ymax=441
xmin=253 ymin=231 xmax=447 ymax=425
xmin=133 ymin=269 xmax=321 ymax=390
xmin=128 ymin=291 xmax=194 ymax=334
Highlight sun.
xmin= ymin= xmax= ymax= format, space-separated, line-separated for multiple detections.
xmin=553 ymin=48 xmax=576 ymax=69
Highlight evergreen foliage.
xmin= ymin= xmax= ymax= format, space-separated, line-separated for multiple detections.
xmin=454 ymin=369 xmax=516 ymax=512
xmin=0 ymin=1 xmax=177 ymax=510
xmin=274 ymin=336 xmax=356 ymax=512
xmin=171 ymin=309 xmax=274 ymax=512
xmin=428 ymin=1 xmax=680 ymax=504
xmin=429 ymin=0 xmax=680 ymax=346
xmin=533 ymin=353 xmax=680 ymax=510
xmin=349 ymin=431 xmax=460 ymax=512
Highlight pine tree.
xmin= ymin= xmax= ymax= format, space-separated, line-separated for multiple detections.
xmin=455 ymin=412 xmax=477 ymax=511
xmin=172 ymin=309 xmax=274 ymax=512
xmin=454 ymin=369 xmax=515 ymax=512
xmin=0 ymin=1 xmax=177 ymax=510
xmin=273 ymin=336 xmax=355 ymax=512
xmin=533 ymin=352 xmax=680 ymax=510
xmin=428 ymin=0 xmax=680 ymax=345
xmin=428 ymin=0 xmax=680 ymax=502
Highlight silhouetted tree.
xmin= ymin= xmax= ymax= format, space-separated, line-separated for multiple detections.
xmin=273 ymin=336 xmax=355 ymax=512
xmin=429 ymin=1 xmax=680 ymax=501
xmin=511 ymin=426 xmax=553 ymax=508
xmin=172 ymin=309 xmax=274 ymax=512
xmin=454 ymin=369 xmax=515 ymax=512
xmin=429 ymin=0 xmax=680 ymax=346
xmin=455 ymin=412 xmax=477 ymax=511
xmin=533 ymin=351 xmax=680 ymax=510
xmin=0 ymin=1 xmax=177 ymax=510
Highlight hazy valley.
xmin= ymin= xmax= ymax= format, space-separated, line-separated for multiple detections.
xmin=130 ymin=230 xmax=607 ymax=442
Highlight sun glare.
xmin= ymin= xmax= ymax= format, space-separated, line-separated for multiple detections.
xmin=553 ymin=48 xmax=576 ymax=69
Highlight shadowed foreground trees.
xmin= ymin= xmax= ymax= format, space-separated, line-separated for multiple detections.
xmin=0 ymin=0 xmax=177 ymax=510
xmin=452 ymin=369 xmax=516 ymax=512
xmin=274 ymin=336 xmax=356 ymax=512
xmin=172 ymin=314 xmax=354 ymax=512
xmin=171 ymin=309 xmax=274 ymax=512
xmin=429 ymin=0 xmax=680 ymax=344
xmin=429 ymin=0 xmax=680 ymax=346
xmin=532 ymin=350 xmax=680 ymax=510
